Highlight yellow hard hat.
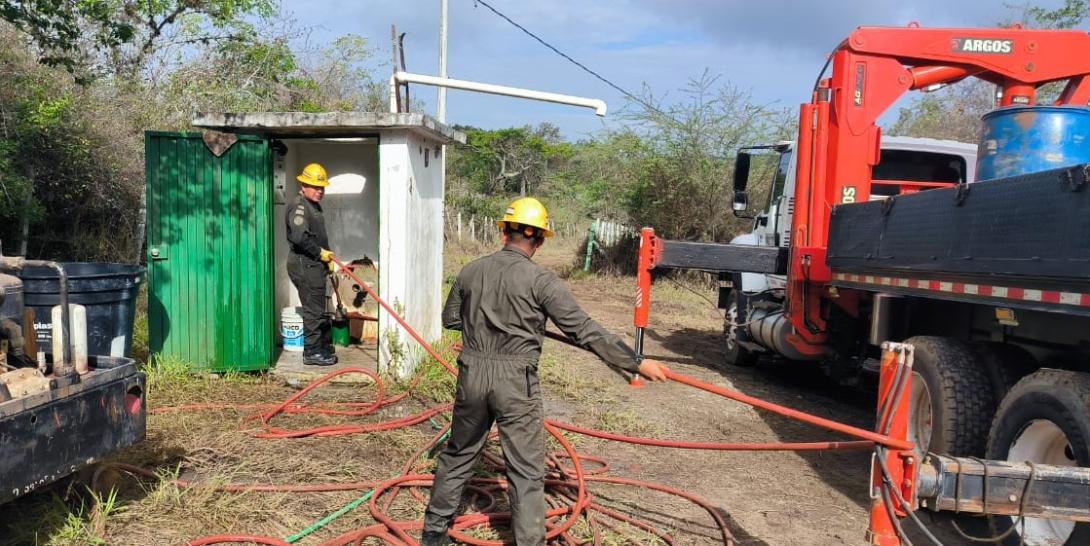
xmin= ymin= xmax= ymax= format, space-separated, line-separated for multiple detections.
xmin=297 ymin=163 xmax=330 ymax=187
xmin=497 ymin=197 xmax=554 ymax=238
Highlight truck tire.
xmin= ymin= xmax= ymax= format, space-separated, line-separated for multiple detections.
xmin=973 ymin=341 xmax=1038 ymax=403
xmin=985 ymin=369 xmax=1090 ymax=546
xmin=904 ymin=336 xmax=995 ymax=457
xmin=722 ymin=291 xmax=757 ymax=368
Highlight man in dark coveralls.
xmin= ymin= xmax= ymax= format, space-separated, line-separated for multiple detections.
xmin=422 ymin=197 xmax=671 ymax=546
xmin=286 ymin=162 xmax=338 ymax=366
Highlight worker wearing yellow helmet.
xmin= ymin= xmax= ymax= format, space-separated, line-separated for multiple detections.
xmin=285 ymin=162 xmax=338 ymax=366
xmin=422 ymin=197 xmax=670 ymax=546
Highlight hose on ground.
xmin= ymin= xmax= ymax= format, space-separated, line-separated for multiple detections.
xmin=114 ymin=257 xmax=922 ymax=546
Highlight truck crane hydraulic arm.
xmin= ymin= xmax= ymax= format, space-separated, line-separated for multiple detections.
xmin=630 ymin=23 xmax=1090 ymax=546
xmin=786 ymin=25 xmax=1090 ymax=350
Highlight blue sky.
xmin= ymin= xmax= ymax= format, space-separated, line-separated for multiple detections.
xmin=282 ymin=0 xmax=1063 ymax=140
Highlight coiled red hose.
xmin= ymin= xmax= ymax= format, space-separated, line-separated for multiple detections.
xmin=153 ymin=259 xmax=906 ymax=545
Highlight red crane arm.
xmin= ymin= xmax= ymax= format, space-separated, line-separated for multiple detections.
xmin=785 ymin=25 xmax=1090 ymax=349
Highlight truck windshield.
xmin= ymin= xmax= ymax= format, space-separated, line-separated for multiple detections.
xmin=871 ymin=150 xmax=967 ymax=196
xmin=767 ymin=150 xmax=793 ymax=207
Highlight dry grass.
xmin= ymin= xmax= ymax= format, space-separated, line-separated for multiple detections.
xmin=568 ymin=515 xmax=668 ymax=546
xmin=585 ymin=407 xmax=662 ymax=438
xmin=0 ymin=355 xmax=445 ymax=546
xmin=538 ymin=354 xmax=619 ymax=405
xmin=1 ymin=234 xmax=709 ymax=546
xmin=402 ymin=330 xmax=460 ymax=404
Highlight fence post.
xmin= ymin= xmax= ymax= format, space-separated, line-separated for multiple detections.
xmin=470 ymin=216 xmax=476 ymax=241
xmin=457 ymin=212 xmax=463 ymax=240
xmin=584 ymin=219 xmax=598 ymax=272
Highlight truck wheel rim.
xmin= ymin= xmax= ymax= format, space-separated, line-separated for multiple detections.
xmin=1005 ymin=419 xmax=1077 ymax=546
xmin=909 ymin=372 xmax=932 ymax=458
xmin=725 ymin=303 xmax=739 ymax=351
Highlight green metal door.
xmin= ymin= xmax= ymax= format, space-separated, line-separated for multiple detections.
xmin=145 ymin=132 xmax=274 ymax=371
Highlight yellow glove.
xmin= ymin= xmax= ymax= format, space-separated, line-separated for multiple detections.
xmin=319 ymin=249 xmax=335 ymax=263
xmin=327 ymin=260 xmax=336 ymax=274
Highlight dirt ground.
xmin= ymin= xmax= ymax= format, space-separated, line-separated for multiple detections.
xmin=0 ymin=239 xmax=975 ymax=546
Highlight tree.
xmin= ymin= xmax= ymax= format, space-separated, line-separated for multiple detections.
xmin=1015 ymin=0 xmax=1090 ymax=28
xmin=890 ymin=1 xmax=1090 ymax=142
xmin=0 ymin=0 xmax=134 ymax=74
xmin=456 ymin=125 xmax=572 ymax=197
xmin=0 ymin=0 xmax=276 ymax=80
xmin=617 ymin=72 xmax=795 ymax=241
xmin=887 ymin=82 xmax=994 ymax=142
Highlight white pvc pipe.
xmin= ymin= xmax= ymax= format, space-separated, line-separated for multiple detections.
xmin=71 ymin=305 xmax=87 ymax=374
xmin=437 ymin=0 xmax=449 ymax=122
xmin=51 ymin=304 xmax=88 ymax=374
xmin=394 ymin=71 xmax=607 ymax=116
xmin=389 ymin=74 xmax=398 ymax=113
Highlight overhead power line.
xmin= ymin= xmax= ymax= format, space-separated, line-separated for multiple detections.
xmin=470 ymin=0 xmax=670 ymax=120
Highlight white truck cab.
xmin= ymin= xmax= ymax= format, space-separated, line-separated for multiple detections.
xmin=731 ymin=136 xmax=978 ymax=295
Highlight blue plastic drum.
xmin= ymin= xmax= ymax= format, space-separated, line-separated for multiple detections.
xmin=977 ymin=106 xmax=1090 ymax=181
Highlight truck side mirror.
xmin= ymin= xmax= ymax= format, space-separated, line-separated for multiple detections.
xmin=732 ymin=152 xmax=753 ymax=217
xmin=732 ymin=191 xmax=748 ymax=212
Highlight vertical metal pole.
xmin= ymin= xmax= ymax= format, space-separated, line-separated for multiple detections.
xmin=583 ymin=219 xmax=597 ymax=272
xmin=438 ymin=0 xmax=449 ymax=123
xmin=867 ymin=343 xmax=916 ymax=546
xmin=634 ymin=228 xmax=655 ymax=354
xmin=390 ymin=25 xmax=401 ymax=113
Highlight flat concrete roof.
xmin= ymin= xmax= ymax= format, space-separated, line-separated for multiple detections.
xmin=192 ymin=112 xmax=466 ymax=144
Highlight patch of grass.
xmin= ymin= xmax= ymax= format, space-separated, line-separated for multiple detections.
xmin=568 ymin=515 xmax=667 ymax=546
xmin=562 ymin=267 xmax=593 ymax=281
xmin=132 ymin=283 xmax=149 ymax=365
xmin=1 ymin=487 xmax=118 ymax=546
xmin=140 ymin=355 xmax=271 ymax=409
xmin=142 ymin=354 xmax=193 ymax=386
xmin=652 ymin=276 xmax=719 ymax=312
xmin=587 ymin=407 xmax=661 ymax=437
xmin=538 ymin=354 xmax=617 ymax=404
xmin=404 ymin=330 xmax=460 ymax=403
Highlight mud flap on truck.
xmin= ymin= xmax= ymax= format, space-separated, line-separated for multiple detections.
xmin=0 ymin=357 xmax=146 ymax=504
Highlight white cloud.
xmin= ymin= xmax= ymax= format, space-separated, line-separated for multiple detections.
xmin=278 ymin=0 xmax=1036 ymax=136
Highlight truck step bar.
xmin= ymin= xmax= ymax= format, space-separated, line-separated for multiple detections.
xmin=655 ymin=240 xmax=788 ymax=274
xmin=916 ymin=454 xmax=1090 ymax=523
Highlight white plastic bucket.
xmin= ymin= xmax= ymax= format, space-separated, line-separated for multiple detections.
xmin=281 ymin=306 xmax=305 ymax=352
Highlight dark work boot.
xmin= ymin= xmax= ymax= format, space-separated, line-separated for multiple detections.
xmin=322 ymin=345 xmax=339 ymax=364
xmin=303 ymin=351 xmax=336 ymax=366
xmin=420 ymin=531 xmax=449 ymax=546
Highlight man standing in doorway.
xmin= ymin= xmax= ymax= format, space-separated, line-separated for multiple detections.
xmin=286 ymin=162 xmax=338 ymax=366
xmin=422 ymin=197 xmax=671 ymax=546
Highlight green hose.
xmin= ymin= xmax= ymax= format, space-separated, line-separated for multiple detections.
xmin=284 ymin=426 xmax=452 ymax=543
xmin=285 ymin=489 xmax=376 ymax=543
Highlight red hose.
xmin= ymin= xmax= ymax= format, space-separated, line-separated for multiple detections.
xmin=169 ymin=258 xmax=907 ymax=545
xmin=548 ymin=419 xmax=874 ymax=451
xmin=665 ymin=370 xmax=913 ymax=450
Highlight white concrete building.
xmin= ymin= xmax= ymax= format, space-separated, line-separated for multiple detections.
xmin=192 ymin=112 xmax=464 ymax=376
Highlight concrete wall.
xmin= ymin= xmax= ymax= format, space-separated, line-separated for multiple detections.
xmin=268 ymin=132 xmax=444 ymax=373
xmin=273 ymin=139 xmax=379 ymax=319
xmin=378 ymin=132 xmax=445 ymax=376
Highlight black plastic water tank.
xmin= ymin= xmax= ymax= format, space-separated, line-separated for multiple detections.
xmin=19 ymin=263 xmax=144 ymax=358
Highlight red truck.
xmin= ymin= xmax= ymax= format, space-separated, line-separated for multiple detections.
xmin=634 ymin=25 xmax=1090 ymax=546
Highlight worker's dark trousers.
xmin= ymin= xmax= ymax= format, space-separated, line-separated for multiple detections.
xmin=287 ymin=253 xmax=331 ymax=355
xmin=424 ymin=350 xmax=545 ymax=546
